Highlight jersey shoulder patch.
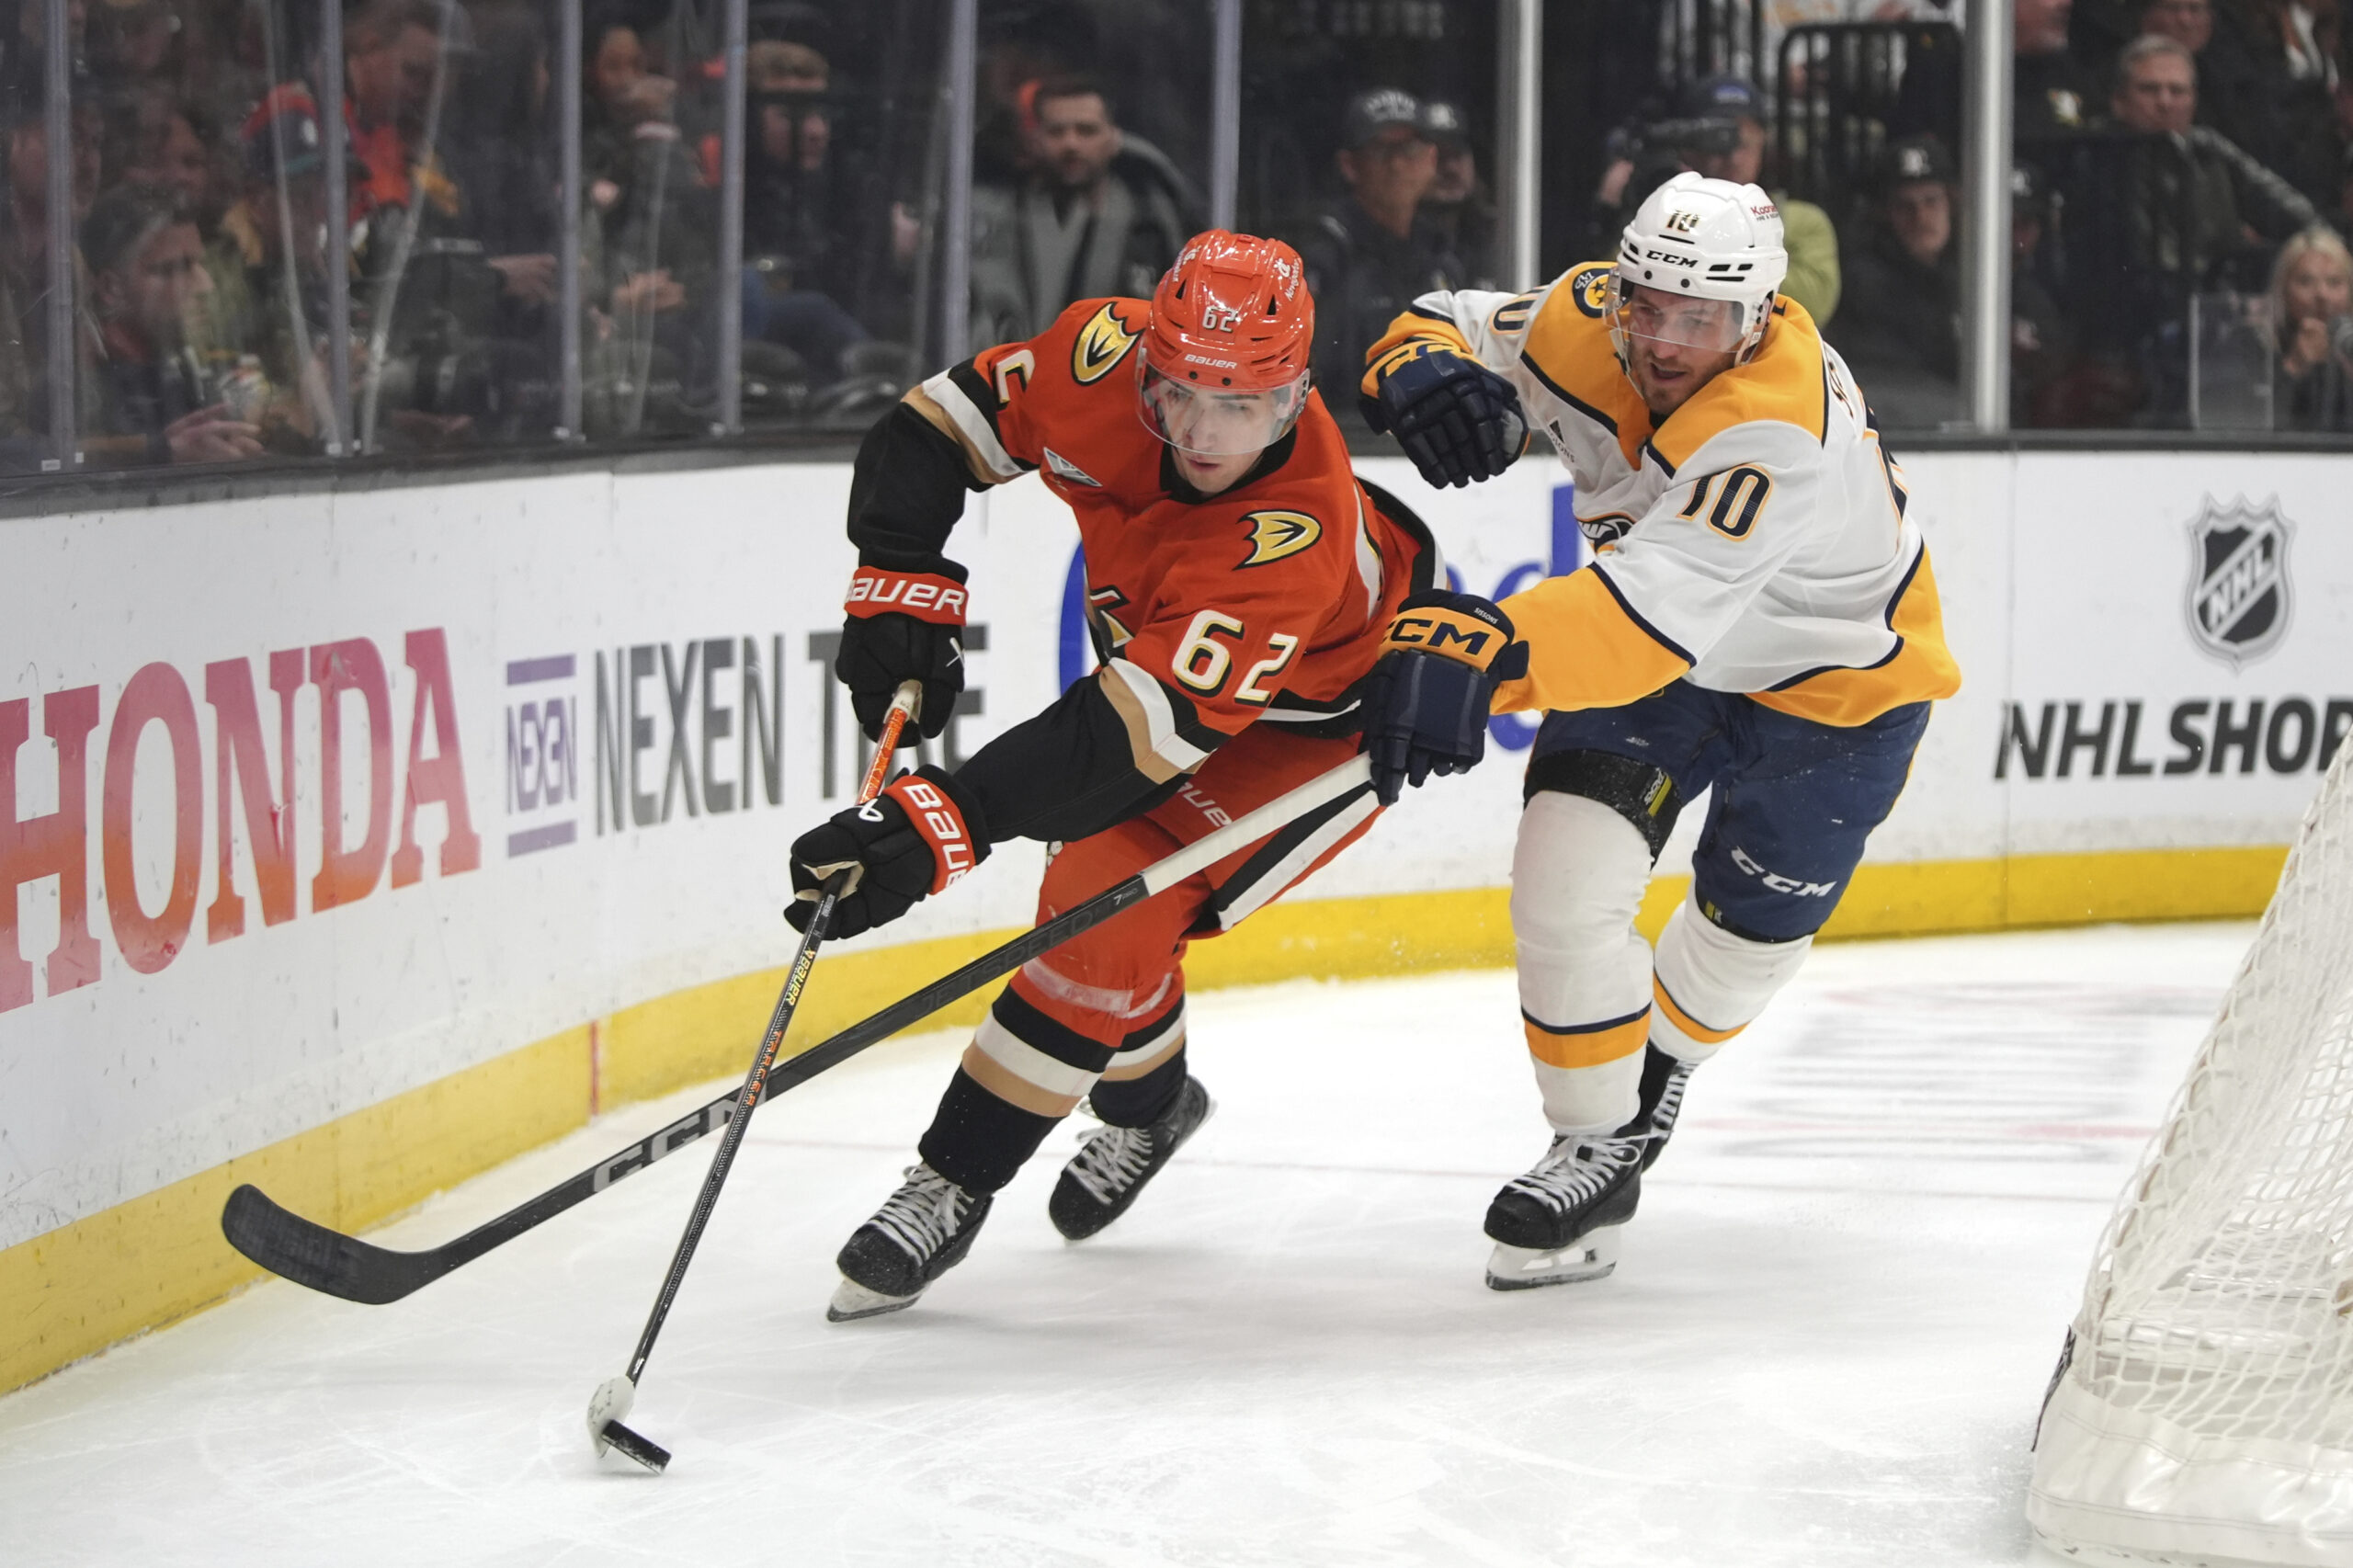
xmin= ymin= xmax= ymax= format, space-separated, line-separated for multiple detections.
xmin=1239 ymin=508 xmax=1323 ymax=567
xmin=1519 ymin=262 xmax=1649 ymax=459
xmin=1562 ymin=262 xmax=1612 ymax=318
xmin=1071 ymin=301 xmax=1143 ymax=384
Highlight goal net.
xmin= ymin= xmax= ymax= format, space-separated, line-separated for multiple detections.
xmin=2029 ymin=737 xmax=2353 ymax=1567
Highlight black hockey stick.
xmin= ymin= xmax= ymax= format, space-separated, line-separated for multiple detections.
xmin=585 ymin=681 xmax=924 ymax=1470
xmin=220 ymin=757 xmax=1376 ymax=1306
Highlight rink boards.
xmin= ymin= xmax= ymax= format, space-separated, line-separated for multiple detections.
xmin=3 ymin=447 xmax=2347 ymax=1392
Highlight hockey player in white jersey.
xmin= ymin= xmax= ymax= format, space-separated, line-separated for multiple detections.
xmin=1352 ymin=173 xmax=1961 ymax=1290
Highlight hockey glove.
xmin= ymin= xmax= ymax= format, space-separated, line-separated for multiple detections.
xmin=1363 ymin=347 xmax=1529 ymax=490
xmin=1356 ymin=590 xmax=1529 ymax=808
xmin=837 ymin=556 xmax=969 ymax=744
xmin=788 ymin=767 xmax=992 ymax=938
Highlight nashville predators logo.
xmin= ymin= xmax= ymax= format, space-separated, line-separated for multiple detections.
xmin=1072 ymin=303 xmax=1142 ymax=383
xmin=1239 ymin=510 xmax=1322 ymax=567
xmin=1568 ymin=264 xmax=1612 ymax=319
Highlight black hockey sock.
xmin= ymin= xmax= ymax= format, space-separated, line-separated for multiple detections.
xmin=918 ymin=1068 xmax=1064 ymax=1195
xmin=1088 ymin=1045 xmax=1188 ymax=1129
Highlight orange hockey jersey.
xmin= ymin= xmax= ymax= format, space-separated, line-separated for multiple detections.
xmin=849 ymin=297 xmax=1432 ymax=844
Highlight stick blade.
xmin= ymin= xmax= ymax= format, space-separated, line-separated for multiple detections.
xmin=220 ymin=1184 xmax=441 ymax=1305
xmin=598 ymin=1419 xmax=671 ymax=1472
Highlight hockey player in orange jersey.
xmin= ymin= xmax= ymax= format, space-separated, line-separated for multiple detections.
xmin=785 ymin=231 xmax=1498 ymax=1322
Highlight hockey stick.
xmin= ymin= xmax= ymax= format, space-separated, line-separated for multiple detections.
xmin=585 ymin=679 xmax=922 ymax=1471
xmin=217 ymin=759 xmax=1376 ymax=1290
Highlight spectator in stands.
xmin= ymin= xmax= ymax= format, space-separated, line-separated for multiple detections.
xmin=1898 ymin=0 xmax=2097 ymax=147
xmin=339 ymin=0 xmax=447 ymax=221
xmin=582 ymin=17 xmax=716 ymax=433
xmin=1 ymin=90 xmax=101 ymax=464
xmin=197 ymin=97 xmax=359 ymax=452
xmin=107 ymin=94 xmax=220 ymax=229
xmin=1674 ymin=75 xmax=1842 ymax=325
xmin=1418 ymin=98 xmax=1499 ymax=290
xmin=87 ymin=0 xmax=184 ymax=85
xmin=2106 ymin=32 xmax=2320 ymax=290
xmin=2217 ymin=0 xmax=2347 ymax=209
xmin=2009 ymin=162 xmax=2087 ymax=423
xmin=2267 ymin=223 xmax=2353 ymax=427
xmin=1295 ymin=87 xmax=1460 ymax=427
xmin=967 ymin=74 xmax=1192 ymax=347
xmin=1831 ymin=134 xmax=1962 ymax=425
xmin=80 ymin=182 xmax=262 ymax=464
xmin=733 ymin=39 xmax=870 ymax=381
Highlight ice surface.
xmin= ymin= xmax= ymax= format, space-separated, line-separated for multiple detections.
xmin=0 ymin=924 xmax=2256 ymax=1567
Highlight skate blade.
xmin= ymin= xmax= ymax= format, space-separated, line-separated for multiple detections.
xmin=1484 ymin=1228 xmax=1621 ymax=1291
xmin=826 ymin=1276 xmax=923 ymax=1323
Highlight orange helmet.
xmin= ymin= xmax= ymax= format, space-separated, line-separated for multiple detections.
xmin=1137 ymin=230 xmax=1316 ymax=456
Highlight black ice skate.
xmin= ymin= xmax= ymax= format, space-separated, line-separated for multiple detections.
xmin=1048 ymin=1075 xmax=1215 ymax=1241
xmin=1483 ymin=1131 xmax=1645 ymax=1290
xmin=828 ymin=1164 xmax=993 ymax=1322
xmin=1637 ymin=1045 xmax=1699 ymax=1173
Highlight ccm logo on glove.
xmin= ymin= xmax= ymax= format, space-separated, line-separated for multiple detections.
xmin=887 ymin=775 xmax=979 ymax=892
xmin=847 ymin=566 xmax=968 ymax=625
xmin=1380 ymin=602 xmax=1517 ymax=672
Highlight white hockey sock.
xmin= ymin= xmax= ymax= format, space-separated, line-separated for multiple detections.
xmin=1648 ymin=899 xmax=1813 ymax=1061
xmin=1511 ymin=791 xmax=1657 ymax=1135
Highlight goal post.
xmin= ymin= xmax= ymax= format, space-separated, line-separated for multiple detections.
xmin=2029 ymin=737 xmax=2353 ymax=1567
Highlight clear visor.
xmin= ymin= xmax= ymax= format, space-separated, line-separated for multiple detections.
xmin=1137 ymin=359 xmax=1312 ymax=457
xmin=1606 ymin=274 xmax=1753 ymax=353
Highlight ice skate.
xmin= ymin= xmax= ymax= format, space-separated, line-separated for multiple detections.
xmin=1483 ymin=1131 xmax=1644 ymax=1290
xmin=1049 ymin=1076 xmax=1215 ymax=1241
xmin=828 ymin=1164 xmax=993 ymax=1321
xmin=1637 ymin=1046 xmax=1698 ymax=1172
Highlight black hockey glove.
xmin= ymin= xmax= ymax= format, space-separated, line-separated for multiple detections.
xmin=788 ymin=767 xmax=992 ymax=938
xmin=837 ymin=556 xmax=969 ymax=744
xmin=1356 ymin=590 xmax=1529 ymax=808
xmin=1363 ymin=347 xmax=1529 ymax=489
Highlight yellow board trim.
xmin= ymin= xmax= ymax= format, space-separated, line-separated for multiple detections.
xmin=0 ymin=842 xmax=2288 ymax=1396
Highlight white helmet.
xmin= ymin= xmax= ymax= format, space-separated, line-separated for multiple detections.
xmin=1611 ymin=171 xmax=1789 ymax=363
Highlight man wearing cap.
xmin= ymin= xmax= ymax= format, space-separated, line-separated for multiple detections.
xmin=1295 ymin=86 xmax=1462 ymax=426
xmin=1829 ymin=133 xmax=1962 ymax=424
xmin=1671 ymin=77 xmax=1839 ymax=327
xmin=1419 ymin=98 xmax=1500 ymax=290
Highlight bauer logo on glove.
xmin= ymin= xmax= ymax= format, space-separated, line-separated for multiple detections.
xmin=846 ymin=565 xmax=969 ymax=624
xmin=835 ymin=556 xmax=971 ymax=744
xmin=789 ymin=767 xmax=991 ymax=938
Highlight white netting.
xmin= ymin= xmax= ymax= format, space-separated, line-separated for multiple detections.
xmin=2029 ymin=737 xmax=2353 ymax=1567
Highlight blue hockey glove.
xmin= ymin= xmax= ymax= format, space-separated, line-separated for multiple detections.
xmin=1363 ymin=348 xmax=1529 ymax=489
xmin=1356 ymin=590 xmax=1529 ymax=807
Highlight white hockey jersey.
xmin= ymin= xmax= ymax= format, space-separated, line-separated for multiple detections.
xmin=1365 ymin=262 xmax=1961 ymax=726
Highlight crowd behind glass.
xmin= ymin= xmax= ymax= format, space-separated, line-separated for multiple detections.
xmin=3 ymin=0 xmax=2348 ymax=478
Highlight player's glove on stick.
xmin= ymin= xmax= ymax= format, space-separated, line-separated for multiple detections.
xmin=1363 ymin=348 xmax=1529 ymax=490
xmin=837 ymin=557 xmax=969 ymax=744
xmin=1356 ymin=590 xmax=1529 ymax=808
xmin=789 ymin=767 xmax=992 ymax=938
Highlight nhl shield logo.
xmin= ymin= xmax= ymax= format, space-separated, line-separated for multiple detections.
xmin=2184 ymin=495 xmax=2292 ymax=668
